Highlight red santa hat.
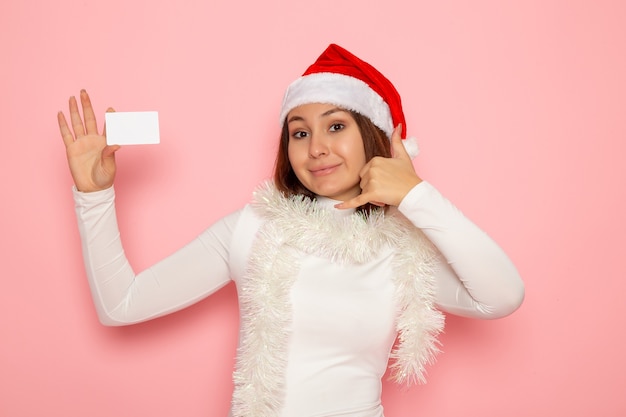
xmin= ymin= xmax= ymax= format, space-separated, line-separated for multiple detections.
xmin=279 ymin=44 xmax=419 ymax=158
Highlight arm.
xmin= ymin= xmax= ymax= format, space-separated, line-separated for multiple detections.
xmin=59 ymin=91 xmax=236 ymax=325
xmin=398 ymin=182 xmax=525 ymax=319
xmin=74 ymin=186 xmax=237 ymax=326
xmin=335 ymin=124 xmax=523 ymax=318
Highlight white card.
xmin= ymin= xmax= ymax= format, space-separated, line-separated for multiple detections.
xmin=105 ymin=111 xmax=160 ymax=145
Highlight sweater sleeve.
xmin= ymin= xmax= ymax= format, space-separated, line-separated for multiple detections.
xmin=73 ymin=186 xmax=238 ymax=326
xmin=398 ymin=182 xmax=525 ymax=319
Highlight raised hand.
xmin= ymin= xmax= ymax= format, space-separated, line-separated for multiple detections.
xmin=58 ymin=90 xmax=120 ymax=192
xmin=336 ymin=124 xmax=422 ymax=209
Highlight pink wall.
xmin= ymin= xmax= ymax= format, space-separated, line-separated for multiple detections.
xmin=1 ymin=0 xmax=625 ymax=415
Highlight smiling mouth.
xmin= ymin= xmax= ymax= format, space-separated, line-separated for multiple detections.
xmin=310 ymin=164 xmax=340 ymax=176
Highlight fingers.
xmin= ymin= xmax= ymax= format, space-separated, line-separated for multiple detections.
xmin=335 ymin=192 xmax=386 ymax=210
xmin=102 ymin=144 xmax=121 ymax=159
xmin=336 ymin=128 xmax=420 ymax=209
xmin=59 ymin=90 xmax=111 ymax=143
xmin=80 ymin=89 xmax=98 ymax=135
xmin=64 ymin=89 xmax=103 ymax=138
xmin=390 ymin=124 xmax=410 ymax=160
xmin=335 ymin=194 xmax=369 ymax=210
xmin=103 ymin=107 xmax=115 ymax=137
xmin=68 ymin=95 xmax=85 ymax=138
xmin=57 ymin=111 xmax=75 ymax=147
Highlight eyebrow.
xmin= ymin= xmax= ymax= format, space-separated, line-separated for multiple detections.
xmin=287 ymin=107 xmax=348 ymax=124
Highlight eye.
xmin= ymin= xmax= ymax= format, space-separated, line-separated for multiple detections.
xmin=291 ymin=130 xmax=309 ymax=139
xmin=329 ymin=123 xmax=345 ymax=132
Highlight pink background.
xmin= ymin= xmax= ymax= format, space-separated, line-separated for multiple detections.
xmin=1 ymin=0 xmax=625 ymax=415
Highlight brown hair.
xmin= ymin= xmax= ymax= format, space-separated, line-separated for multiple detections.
xmin=273 ymin=110 xmax=391 ymax=206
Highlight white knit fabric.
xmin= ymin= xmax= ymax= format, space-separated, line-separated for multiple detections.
xmin=72 ymin=181 xmax=524 ymax=416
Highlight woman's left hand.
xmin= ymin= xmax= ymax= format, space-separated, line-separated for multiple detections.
xmin=336 ymin=124 xmax=422 ymax=209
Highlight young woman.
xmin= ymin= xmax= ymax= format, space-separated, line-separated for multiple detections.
xmin=58 ymin=44 xmax=524 ymax=417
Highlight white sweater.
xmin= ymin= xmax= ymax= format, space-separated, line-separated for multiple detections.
xmin=73 ymin=181 xmax=524 ymax=417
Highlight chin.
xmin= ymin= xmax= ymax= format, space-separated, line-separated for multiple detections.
xmin=311 ymin=185 xmax=359 ymax=201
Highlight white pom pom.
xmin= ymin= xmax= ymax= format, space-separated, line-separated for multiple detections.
xmin=403 ymin=136 xmax=420 ymax=159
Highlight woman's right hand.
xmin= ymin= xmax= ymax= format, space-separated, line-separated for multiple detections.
xmin=58 ymin=90 xmax=120 ymax=192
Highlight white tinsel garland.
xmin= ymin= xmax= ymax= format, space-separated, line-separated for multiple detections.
xmin=230 ymin=182 xmax=444 ymax=416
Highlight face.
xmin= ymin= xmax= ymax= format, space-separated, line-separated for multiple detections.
xmin=286 ymin=103 xmax=366 ymax=201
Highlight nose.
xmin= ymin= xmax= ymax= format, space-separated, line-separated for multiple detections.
xmin=309 ymin=131 xmax=329 ymax=158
